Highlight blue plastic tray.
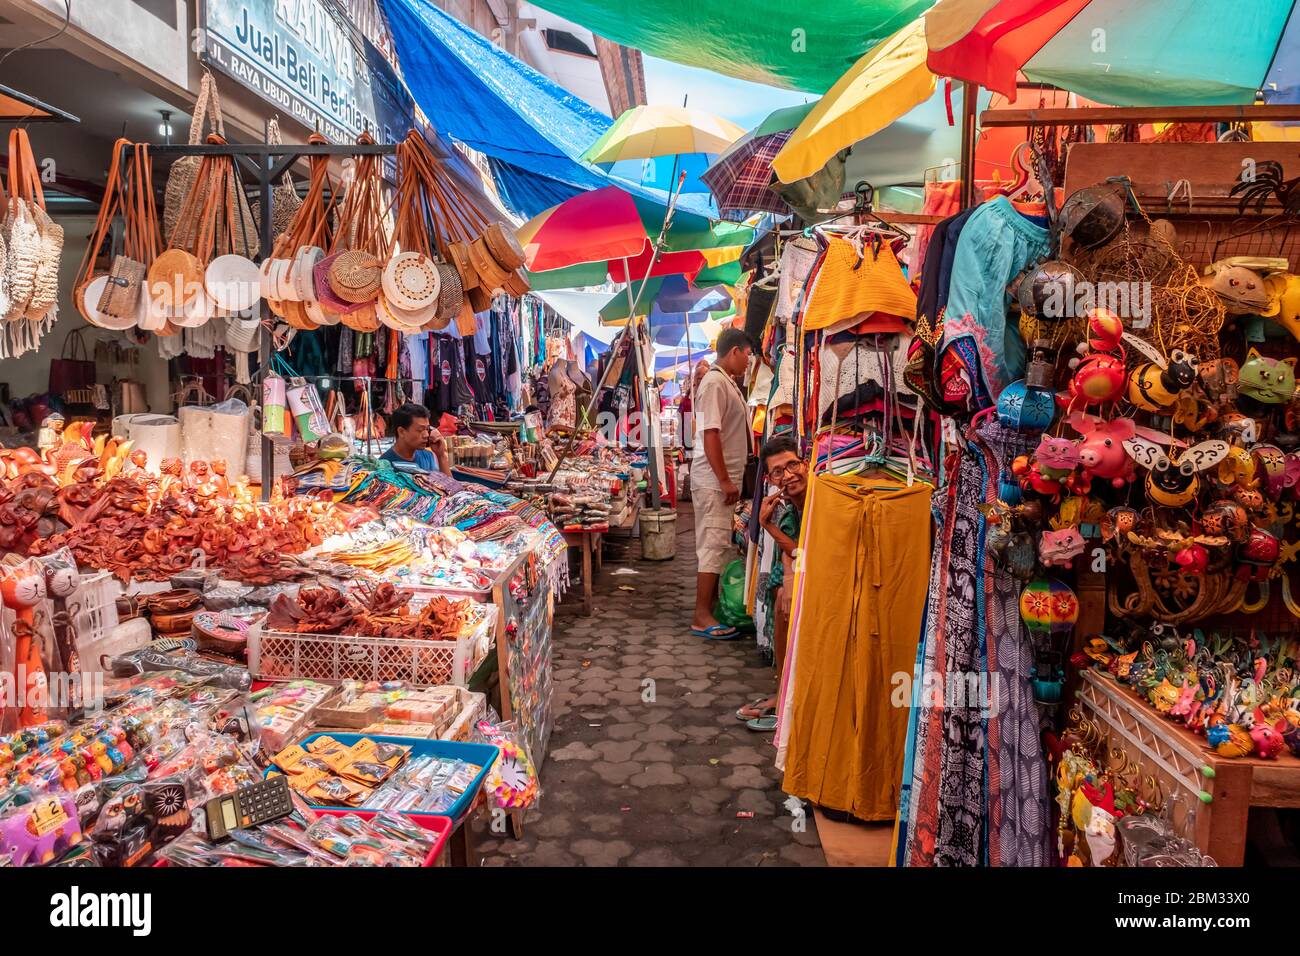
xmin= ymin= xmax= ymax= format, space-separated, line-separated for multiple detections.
xmin=273 ymin=733 xmax=499 ymax=822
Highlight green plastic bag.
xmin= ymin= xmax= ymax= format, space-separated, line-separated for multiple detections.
xmin=714 ymin=559 xmax=754 ymax=632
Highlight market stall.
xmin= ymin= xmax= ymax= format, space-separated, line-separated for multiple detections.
xmin=0 ymin=68 xmax=562 ymax=864
xmin=723 ymin=88 xmax=1300 ymax=866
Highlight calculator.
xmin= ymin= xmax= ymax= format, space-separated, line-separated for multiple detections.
xmin=204 ymin=775 xmax=293 ymax=841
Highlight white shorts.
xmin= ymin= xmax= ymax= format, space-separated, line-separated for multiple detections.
xmin=693 ymin=483 xmax=736 ymax=574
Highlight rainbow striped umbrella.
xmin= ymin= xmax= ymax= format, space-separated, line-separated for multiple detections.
xmin=581 ymin=105 xmax=746 ymax=164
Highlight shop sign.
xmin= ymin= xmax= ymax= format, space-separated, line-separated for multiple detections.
xmin=200 ymin=0 xmax=413 ymax=144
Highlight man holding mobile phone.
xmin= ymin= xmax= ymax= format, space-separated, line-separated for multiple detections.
xmin=381 ymin=403 xmax=451 ymax=474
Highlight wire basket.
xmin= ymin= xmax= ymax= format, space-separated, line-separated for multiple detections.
xmin=248 ymin=603 xmax=496 ymax=687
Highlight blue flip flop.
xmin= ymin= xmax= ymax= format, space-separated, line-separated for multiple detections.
xmin=691 ymin=624 xmax=740 ymax=640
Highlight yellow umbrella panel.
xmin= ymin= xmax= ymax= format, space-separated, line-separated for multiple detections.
xmin=583 ymin=104 xmax=747 ymax=164
xmin=772 ymin=17 xmax=936 ymax=184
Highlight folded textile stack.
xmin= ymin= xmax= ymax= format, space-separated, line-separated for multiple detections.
xmin=549 ymin=492 xmax=612 ymax=532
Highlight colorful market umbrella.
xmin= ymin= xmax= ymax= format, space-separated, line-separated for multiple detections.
xmin=924 ymin=0 xmax=1300 ymax=106
xmin=772 ymin=16 xmax=937 ymax=184
xmin=606 ymin=153 xmax=717 ymax=195
xmin=658 ymin=275 xmax=732 ymax=313
xmin=598 ymin=274 xmax=733 ymax=323
xmin=581 ymin=105 xmax=746 ymax=164
xmin=516 ymin=185 xmax=753 ymax=273
xmin=517 ymin=0 xmax=934 ymax=93
xmin=646 ymin=310 xmax=716 ymax=349
xmin=701 ymin=103 xmax=815 ymax=214
xmin=525 ymin=251 xmax=747 ymax=291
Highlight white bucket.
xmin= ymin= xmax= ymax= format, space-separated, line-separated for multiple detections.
xmin=639 ymin=507 xmax=677 ymax=561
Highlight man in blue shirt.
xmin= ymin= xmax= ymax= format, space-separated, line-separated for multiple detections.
xmin=380 ymin=403 xmax=451 ymax=474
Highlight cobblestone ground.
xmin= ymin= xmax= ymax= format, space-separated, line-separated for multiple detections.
xmin=472 ymin=505 xmax=823 ymax=866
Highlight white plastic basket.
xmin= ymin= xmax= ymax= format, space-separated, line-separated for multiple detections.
xmin=248 ymin=603 xmax=496 ymax=687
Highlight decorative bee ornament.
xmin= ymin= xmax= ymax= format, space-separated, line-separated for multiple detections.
xmin=1123 ymin=435 xmax=1231 ymax=508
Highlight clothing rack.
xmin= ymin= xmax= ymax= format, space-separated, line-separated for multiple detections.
xmin=120 ymin=136 xmax=398 ymax=500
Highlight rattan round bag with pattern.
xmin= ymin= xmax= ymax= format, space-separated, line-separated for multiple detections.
xmin=382 ymin=252 xmax=440 ymax=311
xmin=328 ymin=249 xmax=383 ymax=304
xmin=435 ymin=261 xmax=463 ymax=322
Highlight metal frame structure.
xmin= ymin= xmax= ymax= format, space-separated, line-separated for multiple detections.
xmin=120 ymin=138 xmax=397 ymax=499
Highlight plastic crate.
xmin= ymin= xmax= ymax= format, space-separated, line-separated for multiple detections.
xmin=248 ymin=603 xmax=496 ymax=687
xmin=276 ymin=733 xmax=498 ymax=822
xmin=314 ymin=809 xmax=453 ymax=866
xmin=155 ymin=811 xmax=453 ymax=867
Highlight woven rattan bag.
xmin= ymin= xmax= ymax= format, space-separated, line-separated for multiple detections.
xmin=164 ymin=74 xmax=258 ymax=258
xmin=251 ymin=118 xmax=301 ymax=239
xmin=103 ymin=144 xmax=162 ymax=323
xmin=3 ymin=128 xmax=63 ymax=322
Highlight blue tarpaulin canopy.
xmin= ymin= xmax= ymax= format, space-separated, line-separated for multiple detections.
xmin=380 ymin=0 xmax=611 ymax=215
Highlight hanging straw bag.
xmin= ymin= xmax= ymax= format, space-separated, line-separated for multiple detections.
xmin=163 ymin=74 xmax=258 ymax=258
xmin=2 ymin=133 xmax=42 ymax=322
xmin=251 ymin=118 xmax=301 ymax=239
xmin=6 ymin=129 xmax=63 ymax=322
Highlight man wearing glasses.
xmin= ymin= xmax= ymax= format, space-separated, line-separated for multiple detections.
xmin=735 ymin=435 xmax=808 ymax=732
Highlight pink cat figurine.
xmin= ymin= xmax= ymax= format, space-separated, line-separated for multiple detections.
xmin=1033 ymin=435 xmax=1081 ymax=479
xmin=1040 ymin=527 xmax=1086 ymax=568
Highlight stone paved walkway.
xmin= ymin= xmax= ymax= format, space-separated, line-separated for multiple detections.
xmin=472 ymin=505 xmax=823 ymax=866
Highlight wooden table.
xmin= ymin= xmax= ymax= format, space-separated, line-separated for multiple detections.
xmin=1076 ymin=671 xmax=1300 ymax=865
xmin=562 ymin=529 xmax=603 ymax=615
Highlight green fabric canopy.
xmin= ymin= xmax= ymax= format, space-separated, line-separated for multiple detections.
xmin=529 ymin=0 xmax=934 ymax=92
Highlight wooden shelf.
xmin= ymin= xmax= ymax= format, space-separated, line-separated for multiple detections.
xmin=981 ymin=104 xmax=1300 ymax=127
xmin=1077 ymin=671 xmax=1300 ymax=865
